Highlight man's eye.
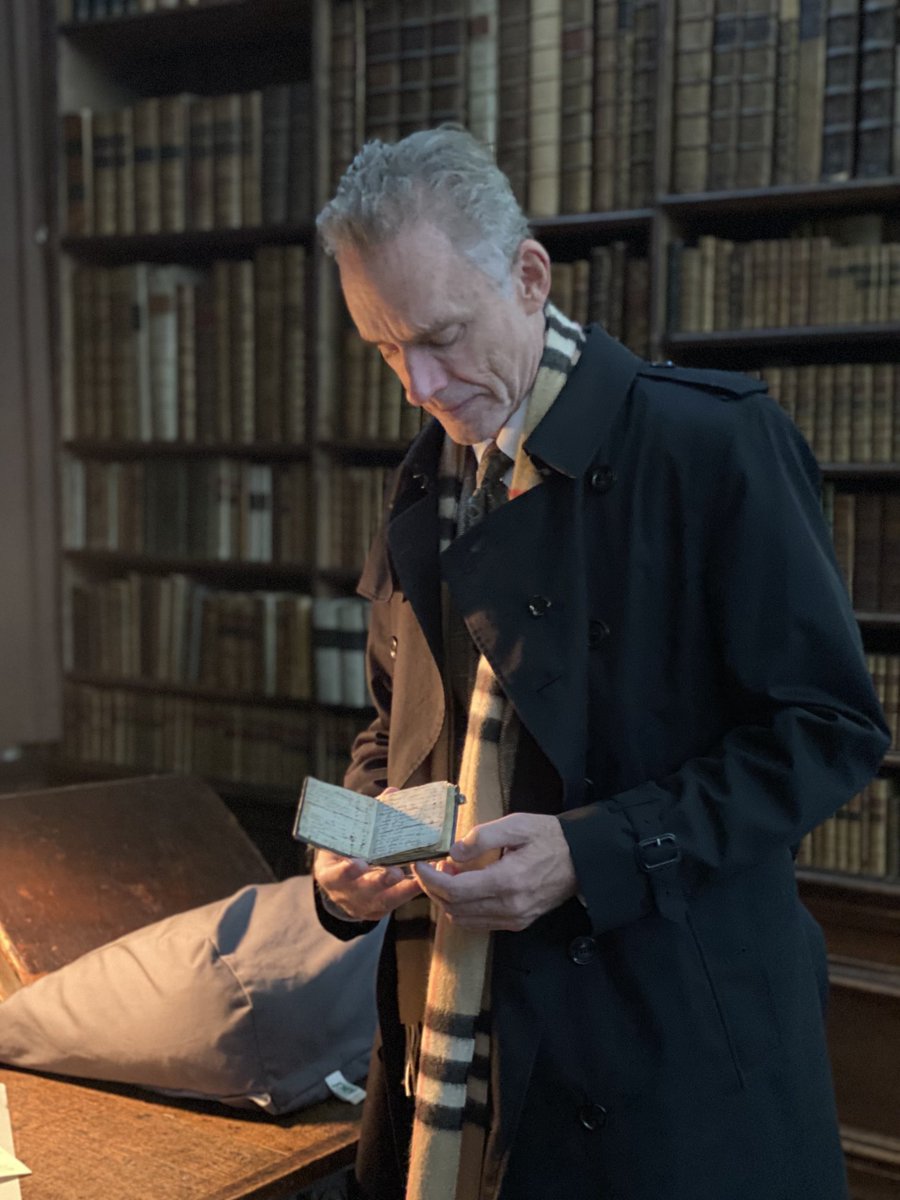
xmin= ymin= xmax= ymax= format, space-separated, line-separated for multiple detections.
xmin=430 ymin=325 xmax=463 ymax=348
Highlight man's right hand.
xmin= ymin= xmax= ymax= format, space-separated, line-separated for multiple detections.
xmin=314 ymin=849 xmax=424 ymax=921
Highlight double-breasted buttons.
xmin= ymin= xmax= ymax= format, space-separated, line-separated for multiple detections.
xmin=578 ymin=1103 xmax=608 ymax=1132
xmin=389 ymin=635 xmax=398 ymax=659
xmin=589 ymin=465 xmax=616 ymax=493
xmin=528 ymin=594 xmax=552 ymax=617
xmin=567 ymin=935 xmax=597 ymax=965
xmin=588 ymin=619 xmax=610 ymax=647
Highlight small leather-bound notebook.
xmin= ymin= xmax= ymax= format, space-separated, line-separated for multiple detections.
xmin=0 ymin=775 xmax=274 ymax=999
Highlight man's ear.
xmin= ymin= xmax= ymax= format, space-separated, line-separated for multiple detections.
xmin=515 ymin=239 xmax=552 ymax=314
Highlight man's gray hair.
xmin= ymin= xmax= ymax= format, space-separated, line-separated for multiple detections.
xmin=316 ymin=125 xmax=530 ymax=284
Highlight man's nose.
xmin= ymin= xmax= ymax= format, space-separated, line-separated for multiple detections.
xmin=400 ymin=345 xmax=448 ymax=407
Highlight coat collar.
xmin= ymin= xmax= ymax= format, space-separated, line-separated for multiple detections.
xmin=385 ymin=321 xmax=642 ymax=502
xmin=524 ymin=323 xmax=643 ymax=479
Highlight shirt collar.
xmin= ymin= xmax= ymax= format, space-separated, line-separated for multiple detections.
xmin=472 ymin=393 xmax=530 ymax=472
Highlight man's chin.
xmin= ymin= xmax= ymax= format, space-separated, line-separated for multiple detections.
xmin=433 ymin=416 xmax=488 ymax=447
xmin=430 ymin=404 xmax=502 ymax=447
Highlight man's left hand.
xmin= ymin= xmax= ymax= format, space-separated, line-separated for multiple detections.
xmin=413 ymin=813 xmax=578 ymax=931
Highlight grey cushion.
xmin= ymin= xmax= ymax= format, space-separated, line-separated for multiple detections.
xmin=0 ymin=874 xmax=383 ymax=1114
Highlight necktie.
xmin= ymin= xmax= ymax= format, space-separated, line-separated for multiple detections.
xmin=462 ymin=442 xmax=513 ymax=531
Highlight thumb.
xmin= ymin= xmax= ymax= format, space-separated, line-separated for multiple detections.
xmin=450 ymin=819 xmax=516 ymax=868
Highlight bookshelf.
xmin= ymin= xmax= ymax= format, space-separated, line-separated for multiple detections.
xmin=49 ymin=2 xmax=900 ymax=1186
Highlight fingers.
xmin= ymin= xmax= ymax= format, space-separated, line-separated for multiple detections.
xmin=449 ymin=814 xmax=530 ymax=863
xmin=315 ymin=849 xmax=423 ymax=920
xmin=413 ymin=814 xmax=578 ymax=931
xmin=414 ymin=856 xmax=503 ymax=906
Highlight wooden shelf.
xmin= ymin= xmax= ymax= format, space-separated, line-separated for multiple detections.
xmin=857 ymin=613 xmax=900 ymax=630
xmin=64 ymin=549 xmax=313 ymax=585
xmin=65 ymin=671 xmax=373 ymax=717
xmin=61 ymin=222 xmax=314 ymax=266
xmin=659 ymin=179 xmax=900 ymax=218
xmin=665 ymin=324 xmax=900 ymax=362
xmin=59 ymin=0 xmax=311 ymax=41
xmin=317 ymin=567 xmax=364 ymax=589
xmin=320 ymin=438 xmax=410 ymax=462
xmin=63 ymin=439 xmax=311 ymax=461
xmin=821 ymin=464 xmax=900 ymax=481
xmin=58 ymin=1 xmax=314 ymax=96
xmin=797 ymin=869 xmax=900 ymax=898
xmin=797 ymin=870 xmax=900 ymax=971
xmin=531 ymin=209 xmax=654 ymax=239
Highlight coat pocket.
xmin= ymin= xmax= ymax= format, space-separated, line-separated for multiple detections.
xmin=686 ymin=912 xmax=781 ymax=1088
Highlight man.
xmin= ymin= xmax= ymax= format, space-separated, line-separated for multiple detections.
xmin=313 ymin=126 xmax=889 ymax=1200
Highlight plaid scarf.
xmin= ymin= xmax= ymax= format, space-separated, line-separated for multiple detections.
xmin=401 ymin=305 xmax=585 ymax=1200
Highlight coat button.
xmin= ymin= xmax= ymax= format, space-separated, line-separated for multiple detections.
xmin=389 ymin=636 xmax=398 ymax=659
xmin=412 ymin=472 xmax=428 ymax=492
xmin=568 ymin=936 xmax=597 ymax=965
xmin=578 ymin=1103 xmax=607 ymax=1131
xmin=589 ymin=466 xmax=616 ymax=493
xmin=528 ymin=594 xmax=552 ymax=617
xmin=588 ymin=619 xmax=610 ymax=647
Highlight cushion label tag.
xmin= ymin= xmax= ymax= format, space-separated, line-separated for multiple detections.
xmin=324 ymin=1070 xmax=366 ymax=1105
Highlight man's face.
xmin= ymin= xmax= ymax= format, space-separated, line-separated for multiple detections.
xmin=336 ymin=221 xmax=548 ymax=446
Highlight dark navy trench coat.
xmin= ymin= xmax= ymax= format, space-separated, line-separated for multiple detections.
xmin=318 ymin=325 xmax=889 ymax=1200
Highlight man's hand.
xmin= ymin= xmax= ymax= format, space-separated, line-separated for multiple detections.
xmin=314 ymin=849 xmax=423 ymax=922
xmin=413 ymin=813 xmax=578 ymax=931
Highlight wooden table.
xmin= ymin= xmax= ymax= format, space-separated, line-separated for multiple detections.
xmin=0 ymin=1066 xmax=361 ymax=1200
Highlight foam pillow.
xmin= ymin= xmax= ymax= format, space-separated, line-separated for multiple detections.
xmin=0 ymin=874 xmax=383 ymax=1114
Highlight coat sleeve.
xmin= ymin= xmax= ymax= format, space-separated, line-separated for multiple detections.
xmin=312 ymin=572 xmax=396 ymax=941
xmin=343 ymin=589 xmax=395 ymax=798
xmin=559 ymin=393 xmax=890 ymax=935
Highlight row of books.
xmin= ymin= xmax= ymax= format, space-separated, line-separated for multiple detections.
xmin=61 ymin=249 xmax=308 ymax=445
xmin=867 ymin=653 xmax=900 ymax=751
xmin=333 ymin=332 xmax=426 ymax=445
xmin=316 ymin=465 xmax=392 ymax=572
xmin=65 ymin=575 xmax=373 ymax=708
xmin=823 ymin=485 xmax=900 ymax=613
xmin=330 ymin=0 xmax=661 ymax=217
xmin=796 ymin=777 xmax=900 ymax=879
xmin=673 ymin=0 xmax=900 ymax=194
xmin=767 ymin=362 xmax=900 ymax=464
xmin=61 ymin=457 xmax=312 ymax=564
xmin=62 ymin=682 xmax=364 ymax=789
xmin=549 ymin=246 xmax=651 ymax=356
xmin=60 ymin=0 xmax=900 ymax=223
xmin=669 ymin=230 xmax=900 ymax=332
xmin=61 ymin=84 xmax=313 ymax=238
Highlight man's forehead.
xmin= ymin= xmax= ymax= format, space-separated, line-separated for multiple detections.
xmin=337 ymin=228 xmax=492 ymax=337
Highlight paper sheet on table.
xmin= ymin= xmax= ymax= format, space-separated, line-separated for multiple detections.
xmin=0 ymin=1084 xmax=27 ymax=1198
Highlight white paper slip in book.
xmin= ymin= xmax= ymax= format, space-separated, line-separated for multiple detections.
xmin=0 ymin=1084 xmax=29 ymax=1200
xmin=293 ymin=777 xmax=463 ymax=866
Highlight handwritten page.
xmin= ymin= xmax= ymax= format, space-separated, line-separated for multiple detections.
xmin=370 ymin=784 xmax=448 ymax=860
xmin=295 ymin=778 xmax=377 ymax=858
xmin=0 ymin=1084 xmax=28 ymax=1199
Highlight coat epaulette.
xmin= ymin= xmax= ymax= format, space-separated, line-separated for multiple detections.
xmin=637 ymin=361 xmax=768 ymax=400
